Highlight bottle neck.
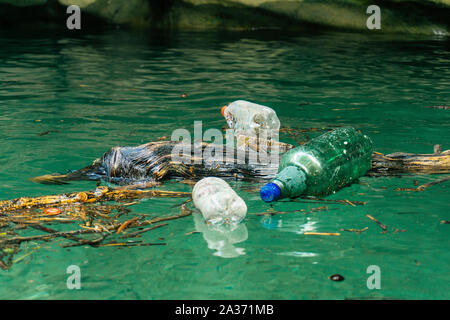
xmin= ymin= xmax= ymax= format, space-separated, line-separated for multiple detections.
xmin=273 ymin=165 xmax=307 ymax=198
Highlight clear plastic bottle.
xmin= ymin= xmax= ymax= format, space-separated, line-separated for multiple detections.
xmin=192 ymin=177 xmax=247 ymax=225
xmin=260 ymin=127 xmax=374 ymax=202
xmin=221 ymin=100 xmax=280 ymax=140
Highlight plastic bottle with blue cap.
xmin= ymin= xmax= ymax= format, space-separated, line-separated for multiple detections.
xmin=260 ymin=127 xmax=374 ymax=202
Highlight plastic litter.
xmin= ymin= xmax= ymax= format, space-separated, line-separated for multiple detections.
xmin=192 ymin=177 xmax=247 ymax=225
xmin=221 ymin=100 xmax=280 ymax=141
xmin=260 ymin=127 xmax=373 ymax=202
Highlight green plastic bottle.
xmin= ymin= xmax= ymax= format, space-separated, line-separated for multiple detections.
xmin=260 ymin=127 xmax=373 ymax=202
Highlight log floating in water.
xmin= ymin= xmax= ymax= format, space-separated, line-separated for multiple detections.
xmin=29 ymin=130 xmax=450 ymax=185
xmin=30 ymin=139 xmax=286 ymax=185
xmin=369 ymin=146 xmax=450 ymax=176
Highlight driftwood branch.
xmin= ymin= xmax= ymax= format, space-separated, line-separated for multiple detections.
xmin=369 ymin=146 xmax=450 ymax=176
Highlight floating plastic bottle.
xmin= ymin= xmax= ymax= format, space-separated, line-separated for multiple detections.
xmin=221 ymin=100 xmax=280 ymax=140
xmin=260 ymin=127 xmax=373 ymax=202
xmin=192 ymin=177 xmax=247 ymax=225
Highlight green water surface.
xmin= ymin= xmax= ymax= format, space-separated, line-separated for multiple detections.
xmin=0 ymin=29 xmax=449 ymax=299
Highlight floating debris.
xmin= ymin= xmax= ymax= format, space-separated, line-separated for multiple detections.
xmin=0 ymin=186 xmax=189 ymax=213
xmin=254 ymin=206 xmax=328 ymax=216
xmin=43 ymin=208 xmax=61 ymax=215
xmin=292 ymin=197 xmax=366 ymax=206
xmin=424 ymin=105 xmax=450 ymax=110
xmin=120 ymin=223 xmax=168 ymax=239
xmin=38 ymin=130 xmax=60 ymax=136
xmin=29 ymin=131 xmax=449 ymax=186
xmin=0 ymin=185 xmax=193 ymax=270
xmin=304 ymin=232 xmax=340 ymax=236
xmin=366 ymin=214 xmax=388 ymax=233
xmin=394 ymin=176 xmax=450 ymax=192
xmin=1 ymin=127 xmax=447 ymax=271
xmin=330 ymin=274 xmax=345 ymax=281
xmin=30 ymin=140 xmax=287 ymax=185
xmin=369 ymin=147 xmax=450 ymax=176
xmin=340 ymin=227 xmax=368 ymax=234
xmin=116 ymin=217 xmax=141 ymax=234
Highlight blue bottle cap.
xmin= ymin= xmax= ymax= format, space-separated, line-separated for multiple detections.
xmin=260 ymin=183 xmax=281 ymax=203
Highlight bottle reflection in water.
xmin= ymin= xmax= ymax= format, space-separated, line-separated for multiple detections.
xmin=193 ymin=213 xmax=248 ymax=258
xmin=260 ymin=215 xmax=283 ymax=230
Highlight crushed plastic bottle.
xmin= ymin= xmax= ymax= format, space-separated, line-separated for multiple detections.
xmin=260 ymin=127 xmax=373 ymax=202
xmin=192 ymin=177 xmax=247 ymax=225
xmin=221 ymin=100 xmax=280 ymax=140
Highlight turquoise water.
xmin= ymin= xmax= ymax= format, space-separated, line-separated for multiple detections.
xmin=0 ymin=29 xmax=449 ymax=299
